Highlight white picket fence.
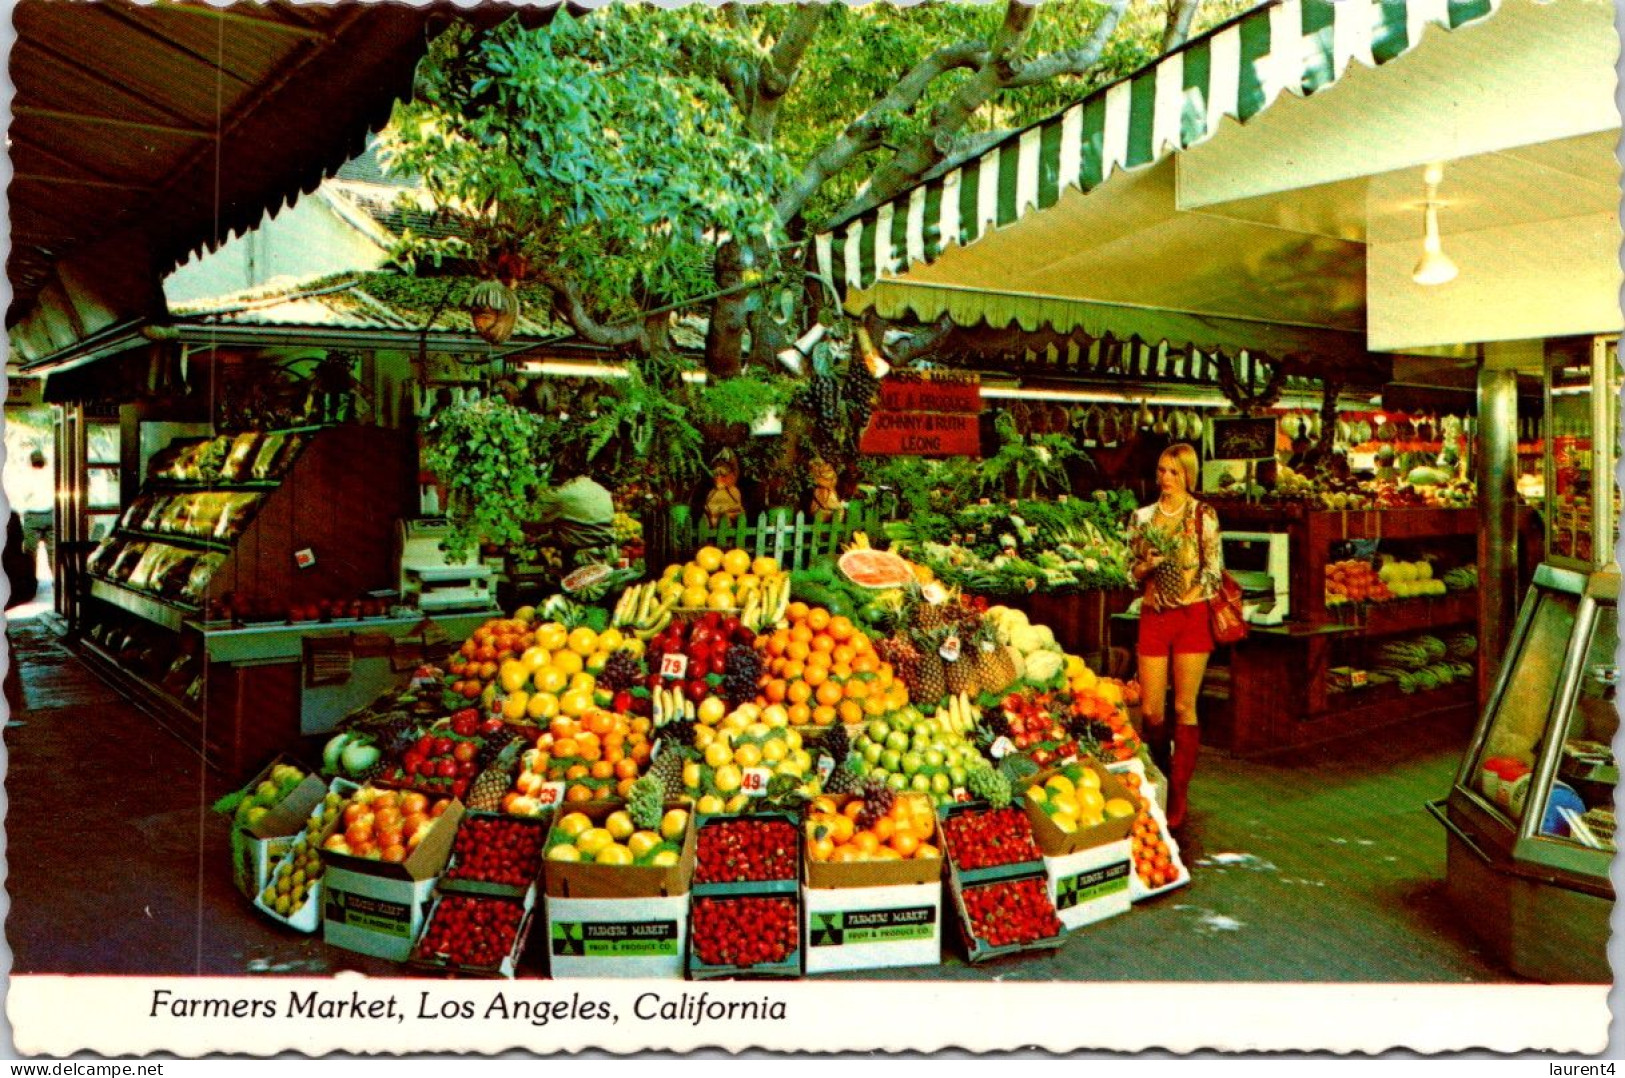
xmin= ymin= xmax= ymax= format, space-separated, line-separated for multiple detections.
xmin=669 ymin=503 xmax=881 ymax=572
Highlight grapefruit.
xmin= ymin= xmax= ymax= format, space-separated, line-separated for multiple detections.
xmin=838 ymin=548 xmax=916 ymax=589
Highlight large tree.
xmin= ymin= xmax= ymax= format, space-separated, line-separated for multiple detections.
xmin=383 ymin=0 xmax=1236 ymax=377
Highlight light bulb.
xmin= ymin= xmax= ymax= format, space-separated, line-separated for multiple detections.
xmin=1412 ymin=203 xmax=1458 ymax=286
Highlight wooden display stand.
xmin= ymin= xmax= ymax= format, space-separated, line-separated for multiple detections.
xmin=1124 ymin=505 xmax=1483 ymax=757
xmin=80 ymin=425 xmax=415 ymax=780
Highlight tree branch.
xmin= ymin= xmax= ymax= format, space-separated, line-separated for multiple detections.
xmin=762 ymin=4 xmax=825 ymax=101
xmin=1003 ymin=0 xmax=1132 ymax=87
xmin=774 ymin=38 xmax=988 ymax=223
xmin=536 ymin=268 xmax=644 ymax=349
xmin=1162 ymin=0 xmax=1203 ymax=51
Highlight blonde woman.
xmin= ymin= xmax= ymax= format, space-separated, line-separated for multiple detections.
xmin=1127 ymin=443 xmax=1225 ymax=829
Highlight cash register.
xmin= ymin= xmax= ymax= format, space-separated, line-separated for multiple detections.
xmin=1220 ymin=530 xmax=1291 ymax=626
xmin=396 ymin=518 xmax=498 ymax=613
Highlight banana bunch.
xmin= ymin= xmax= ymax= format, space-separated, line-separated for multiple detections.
xmin=937 ymin=691 xmax=982 ymax=735
xmin=650 ymin=684 xmax=698 ymax=727
xmin=613 ymin=582 xmax=679 ymax=639
xmin=740 ymin=574 xmax=792 ymax=633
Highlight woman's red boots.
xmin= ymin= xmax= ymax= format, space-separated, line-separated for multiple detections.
xmin=1166 ymin=724 xmax=1201 ymax=829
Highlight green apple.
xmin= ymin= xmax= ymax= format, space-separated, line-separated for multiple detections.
xmin=930 ymin=772 xmax=953 ymax=796
xmin=886 ymin=772 xmax=908 ymax=792
xmin=885 ymin=730 xmax=910 ymax=753
xmin=868 ymin=720 xmax=890 ymax=744
xmin=880 ymin=749 xmax=902 ymax=774
xmin=948 ymin=765 xmax=968 ymax=787
xmin=924 ymin=749 xmax=945 ymax=768
xmin=910 ymin=773 xmax=933 ymax=793
xmin=863 ymin=741 xmax=884 ymax=765
xmin=901 ymin=752 xmax=923 ymax=776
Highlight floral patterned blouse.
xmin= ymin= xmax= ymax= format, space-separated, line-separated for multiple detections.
xmin=1128 ymin=499 xmax=1225 ymax=609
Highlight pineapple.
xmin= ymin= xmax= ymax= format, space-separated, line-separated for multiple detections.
xmin=1141 ymin=524 xmax=1188 ymax=609
xmin=910 ymin=601 xmax=951 ymax=633
xmin=943 ymin=653 xmax=978 ymax=698
xmin=467 ymin=739 xmax=522 ymax=812
xmin=912 ymin=633 xmax=948 ymax=705
xmin=825 ymin=758 xmax=865 ymax=795
xmin=970 ymin=625 xmax=1011 ymax=696
xmin=649 ymin=748 xmax=686 ymax=801
xmin=883 ymin=634 xmax=924 ymax=701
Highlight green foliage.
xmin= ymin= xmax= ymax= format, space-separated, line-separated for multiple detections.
xmin=574 ymin=359 xmax=707 ymax=492
xmin=422 ymin=397 xmax=562 ymax=560
xmin=975 ymin=411 xmax=1088 ymax=500
xmin=628 ymin=775 xmax=665 ymax=831
xmin=382 ymin=8 xmax=792 ymax=322
xmin=693 ymin=376 xmax=794 ymax=435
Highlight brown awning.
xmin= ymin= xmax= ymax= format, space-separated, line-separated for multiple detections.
xmin=7 ymin=1 xmax=533 ymax=359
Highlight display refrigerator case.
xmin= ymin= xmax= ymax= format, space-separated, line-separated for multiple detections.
xmin=1543 ymin=336 xmax=1618 ymax=570
xmin=1431 ymin=563 xmax=1616 ymax=983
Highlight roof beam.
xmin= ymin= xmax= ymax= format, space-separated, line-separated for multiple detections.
xmin=151 ymin=2 xmax=331 ymax=41
xmin=12 ymin=105 xmax=214 ymax=140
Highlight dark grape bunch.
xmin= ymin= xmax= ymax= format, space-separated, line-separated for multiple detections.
xmin=843 ymin=362 xmax=880 ymax=434
xmin=810 ymin=374 xmax=841 ymax=423
xmin=596 ymin=650 xmax=643 ymax=693
xmin=854 ymin=777 xmax=896 ymax=832
xmin=723 ymin=644 xmax=763 ymax=710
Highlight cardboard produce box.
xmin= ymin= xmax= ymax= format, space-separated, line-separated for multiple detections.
xmin=409 ymin=893 xmax=534 ymax=980
xmin=546 ymin=894 xmax=689 ymax=979
xmin=439 ymin=811 xmax=550 ymax=906
xmin=543 ymin=803 xmax=696 ymax=900
xmin=948 ymin=864 xmax=1065 ymax=964
xmin=687 ymin=889 xmax=803 ymax=980
xmin=1044 ymin=837 xmax=1132 ymax=932
xmin=228 ymin=756 xmax=327 ymax=900
xmin=1020 ymin=761 xmax=1138 ymax=856
xmin=804 ymin=794 xmax=944 ymax=890
xmin=803 ymin=881 xmax=943 ymax=974
xmin=320 ymin=801 xmax=464 ymax=961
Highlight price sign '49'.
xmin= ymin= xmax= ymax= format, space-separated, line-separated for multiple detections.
xmin=741 ymin=768 xmax=772 ymax=797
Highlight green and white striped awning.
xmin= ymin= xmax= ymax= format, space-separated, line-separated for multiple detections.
xmin=813 ymin=0 xmax=1500 ymax=300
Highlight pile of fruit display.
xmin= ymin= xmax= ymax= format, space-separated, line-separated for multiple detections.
xmin=412 ymin=894 xmax=527 ymax=972
xmin=444 ymin=816 xmax=547 ymax=889
xmin=836 ymin=706 xmax=986 ymax=803
xmin=755 ymin=603 xmax=907 ymax=727
xmin=694 ymin=816 xmax=799 ymax=884
xmin=259 ymin=790 xmax=343 ymax=918
xmin=319 ymin=786 xmax=454 ymax=862
xmin=1118 ymin=770 xmax=1181 ymax=891
xmin=507 ymin=708 xmax=655 ymax=810
xmin=941 ymin=806 xmax=1043 ymax=870
xmin=227 ymin=761 xmax=310 ymax=830
xmin=1322 ymin=560 xmax=1392 ymax=608
xmin=1325 ymin=557 xmax=1475 ymax=609
xmin=544 ymin=799 xmax=689 ymax=868
xmin=803 ymin=790 xmax=941 ymax=864
xmin=1024 ymin=765 xmax=1138 ymax=835
xmin=690 ymin=895 xmax=799 ymax=969
xmin=1371 ymin=634 xmax=1476 ymax=695
xmin=683 ymin=704 xmax=818 ymax=813
xmin=958 ymin=877 xmax=1063 ymax=948
xmin=614 ymin=547 xmax=790 ymax=635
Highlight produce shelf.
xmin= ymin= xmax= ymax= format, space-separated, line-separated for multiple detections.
xmin=88 ymin=578 xmax=196 ymax=632
xmin=119 ymin=528 xmax=234 ymax=553
xmin=1332 ymin=590 xmax=1479 ymax=638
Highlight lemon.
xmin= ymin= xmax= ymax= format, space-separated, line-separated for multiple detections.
xmin=752 ymin=556 xmax=780 ymax=578
xmin=714 ymin=763 xmax=743 ymax=793
xmin=681 ymin=585 xmax=710 ymax=609
xmin=707 ymin=590 xmax=736 ymax=611
xmin=722 ymin=549 xmax=752 ymax=577
xmin=537 ymin=623 xmax=569 ymax=652
xmin=695 ymin=546 xmax=725 ymax=573
xmin=1076 ymin=787 xmax=1106 ymax=814
xmin=660 ymin=809 xmax=690 ymax=841
xmin=619 ymin=638 xmax=646 ymax=660
xmin=733 ymin=743 xmax=763 ymax=769
xmin=761 ymin=739 xmax=788 ymax=763
xmin=662 ymin=563 xmax=683 ymax=581
xmin=501 ymin=691 xmax=530 ymax=722
xmin=1045 ymin=774 xmax=1075 ymax=799
xmin=682 ymin=564 xmax=712 ymax=590
xmin=1074 ymin=768 xmax=1102 ymax=791
xmin=551 ymin=651 xmax=584 ymax=677
xmin=586 ymin=650 xmax=611 ymax=675
xmin=1027 ymin=785 xmax=1049 ymax=805
xmin=546 ymin=843 xmax=582 ymax=863
xmin=559 ymin=690 xmax=595 ymax=718
xmin=1104 ymin=797 xmax=1138 ymax=819
xmin=596 ymin=627 xmax=625 ymax=652
xmin=556 ymin=812 xmax=594 ymax=838
xmin=520 ymin=646 xmax=552 ymax=672
xmin=575 ymin=828 xmax=614 ymax=857
xmin=704 ymin=741 xmax=733 ymax=768
xmin=594 ymin=843 xmax=634 ymax=867
xmin=696 ymin=793 xmax=726 ymax=814
xmin=725 ymin=793 xmax=751 ymax=813
xmin=694 ymin=726 xmax=716 ymax=750
xmin=628 ymin=831 xmax=663 ymax=861
xmin=604 ymin=810 xmax=636 ymax=840
xmin=533 ymin=666 xmax=569 ymax=694
xmin=650 ymin=848 xmax=681 ymax=868
xmin=527 ymin=692 xmax=560 ymax=721
xmin=568 ymin=671 xmax=597 ymax=695
xmin=567 ymin=627 xmax=599 ymax=657
xmin=682 ymin=762 xmax=703 ymax=790
xmin=698 ymin=697 xmax=727 ymax=726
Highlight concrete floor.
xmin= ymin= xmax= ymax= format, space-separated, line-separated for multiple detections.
xmin=3 ymin=606 xmax=1523 ymax=983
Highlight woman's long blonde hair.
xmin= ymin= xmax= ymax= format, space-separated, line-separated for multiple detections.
xmin=1159 ymin=443 xmax=1200 ymax=495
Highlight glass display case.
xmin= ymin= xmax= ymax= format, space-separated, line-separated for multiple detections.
xmin=1544 ymin=336 xmax=1619 ymax=569
xmin=1433 ymin=563 xmax=1615 ymax=983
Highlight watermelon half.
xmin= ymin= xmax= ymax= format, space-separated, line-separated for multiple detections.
xmin=838 ymin=548 xmax=916 ymax=589
xmin=561 ymin=564 xmax=615 ymax=593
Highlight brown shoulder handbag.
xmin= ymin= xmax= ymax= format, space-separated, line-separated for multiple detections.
xmin=1199 ymin=503 xmax=1249 ymax=645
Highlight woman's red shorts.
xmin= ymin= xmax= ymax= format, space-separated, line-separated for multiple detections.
xmin=1138 ymin=601 xmax=1214 ymax=657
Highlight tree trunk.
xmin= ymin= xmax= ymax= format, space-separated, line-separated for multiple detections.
xmin=705 ymin=241 xmax=748 ymax=378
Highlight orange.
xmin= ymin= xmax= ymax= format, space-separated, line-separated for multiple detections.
xmin=873 ymin=816 xmax=895 ymax=842
xmin=837 ymin=700 xmax=864 ymax=725
xmin=802 ymin=664 xmax=828 ymax=688
xmin=811 ymin=634 xmax=835 ymax=654
xmin=812 ymin=704 xmax=837 ymax=726
xmin=786 ymin=602 xmax=810 ymax=624
xmin=842 ymin=801 xmax=866 ymax=820
xmin=829 ymin=814 xmax=856 ymax=844
xmin=787 ymin=680 xmax=813 ymax=705
xmin=831 ymin=845 xmax=862 ymax=863
xmin=890 ymin=832 xmax=920 ymax=857
xmin=815 ymin=681 xmax=843 ymax=707
xmin=806 ymin=608 xmax=831 ymax=632
xmin=831 ymin=663 xmax=853 ymax=680
xmin=553 ymin=737 xmax=580 ymax=759
xmin=586 ymin=711 xmax=616 ymax=737
xmin=614 ymin=758 xmax=639 ymax=781
xmin=810 ymin=837 xmax=835 ymax=862
xmin=842 ymin=678 xmax=870 ymax=701
xmin=827 ymin=616 xmax=855 ymax=642
xmin=590 ymin=760 xmax=615 ymax=780
xmin=566 ymin=784 xmax=594 ymax=803
xmin=914 ymin=843 xmax=940 ymax=861
xmin=831 ymin=644 xmax=856 ymax=667
xmin=864 ymin=695 xmax=891 ymax=717
xmin=763 ymin=679 xmax=788 ymax=704
xmin=565 ymin=763 xmax=590 ymax=781
xmin=787 ymin=702 xmax=812 ymax=726
xmin=786 ymin=640 xmax=810 ymax=663
xmin=781 ymin=660 xmax=805 ymax=682
xmin=767 ymin=629 xmax=790 ymax=657
xmin=851 ymin=831 xmax=880 ymax=856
